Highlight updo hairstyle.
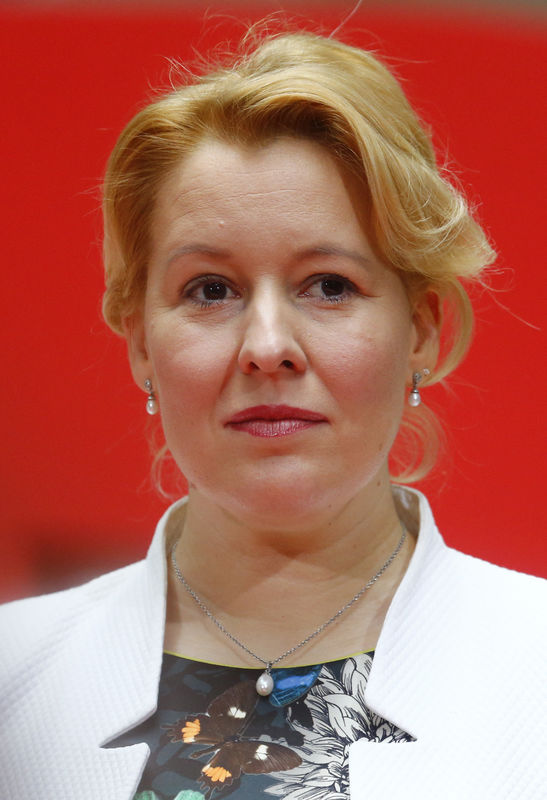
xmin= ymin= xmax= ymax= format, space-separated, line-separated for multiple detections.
xmin=102 ymin=30 xmax=495 ymax=481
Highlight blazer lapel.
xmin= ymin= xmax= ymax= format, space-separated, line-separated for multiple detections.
xmin=346 ymin=488 xmax=547 ymax=798
xmin=51 ymin=501 xmax=184 ymax=799
xmin=348 ymin=489 xmax=466 ymax=797
xmin=90 ymin=501 xmax=188 ymax=798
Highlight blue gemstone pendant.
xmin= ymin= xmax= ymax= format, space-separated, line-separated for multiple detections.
xmin=268 ymin=663 xmax=323 ymax=707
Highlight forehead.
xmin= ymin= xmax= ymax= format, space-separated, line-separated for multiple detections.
xmin=150 ymin=136 xmax=371 ymax=252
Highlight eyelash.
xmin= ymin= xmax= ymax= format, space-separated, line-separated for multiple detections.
xmin=302 ymin=274 xmax=358 ymax=303
xmin=182 ymin=273 xmax=359 ymax=308
xmin=182 ymin=276 xmax=240 ymax=309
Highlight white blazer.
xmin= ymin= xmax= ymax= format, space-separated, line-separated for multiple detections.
xmin=1 ymin=488 xmax=546 ymax=800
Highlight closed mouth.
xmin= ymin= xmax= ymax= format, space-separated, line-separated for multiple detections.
xmin=226 ymin=404 xmax=327 ymax=424
xmin=225 ymin=405 xmax=327 ymax=437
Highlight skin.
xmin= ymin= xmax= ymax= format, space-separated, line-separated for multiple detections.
xmin=126 ymin=137 xmax=439 ymax=665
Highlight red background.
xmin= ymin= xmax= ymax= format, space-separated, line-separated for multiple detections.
xmin=1 ymin=4 xmax=546 ymax=602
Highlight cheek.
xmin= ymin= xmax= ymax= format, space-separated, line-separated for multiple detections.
xmin=327 ymin=336 xmax=409 ymax=478
xmin=322 ymin=323 xmax=410 ymax=410
xmin=149 ymin=323 xmax=232 ymax=422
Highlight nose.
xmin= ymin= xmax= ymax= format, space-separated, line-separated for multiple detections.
xmin=237 ymin=288 xmax=307 ymax=375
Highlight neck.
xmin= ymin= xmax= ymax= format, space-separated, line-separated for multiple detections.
xmin=165 ymin=475 xmax=415 ymax=666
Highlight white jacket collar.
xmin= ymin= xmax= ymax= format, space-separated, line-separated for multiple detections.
xmin=97 ymin=485 xmax=457 ymax=797
xmin=364 ymin=484 xmax=448 ymax=735
xmin=101 ymin=487 xmax=436 ymax=745
xmin=97 ymin=499 xmax=186 ymax=752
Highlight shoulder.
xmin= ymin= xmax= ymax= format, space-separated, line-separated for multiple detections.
xmin=443 ymin=547 xmax=546 ymax=653
xmin=0 ymin=499 xmax=181 ymax=691
xmin=0 ymin=560 xmax=144 ymax=679
xmin=394 ymin=487 xmax=546 ymax=656
xmin=400 ymin=485 xmax=546 ymax=608
xmin=446 ymin=544 xmax=546 ymax=611
xmin=447 ymin=543 xmax=545 ymax=591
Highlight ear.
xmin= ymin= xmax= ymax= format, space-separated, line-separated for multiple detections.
xmin=408 ymin=289 xmax=441 ymax=381
xmin=122 ymin=311 xmax=152 ymax=393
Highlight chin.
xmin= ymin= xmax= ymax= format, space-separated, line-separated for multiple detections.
xmin=210 ymin=471 xmax=368 ymax=531
xmin=224 ymin=494 xmax=330 ymax=531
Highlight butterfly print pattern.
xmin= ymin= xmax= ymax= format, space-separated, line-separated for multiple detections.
xmin=112 ymin=651 xmax=412 ymax=799
xmin=164 ymin=681 xmax=301 ymax=797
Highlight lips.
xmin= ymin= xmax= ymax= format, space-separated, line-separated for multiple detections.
xmin=226 ymin=405 xmax=327 ymax=437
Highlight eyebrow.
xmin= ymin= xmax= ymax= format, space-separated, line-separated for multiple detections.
xmin=166 ymin=244 xmax=232 ymax=266
xmin=296 ymin=246 xmax=372 ymax=270
xmin=167 ymin=244 xmax=372 ymax=269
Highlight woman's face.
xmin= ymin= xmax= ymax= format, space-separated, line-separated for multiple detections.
xmin=126 ymin=137 xmax=437 ymax=523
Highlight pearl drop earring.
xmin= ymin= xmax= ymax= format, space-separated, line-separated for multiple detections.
xmin=408 ymin=368 xmax=430 ymax=407
xmin=144 ymin=379 xmax=159 ymax=415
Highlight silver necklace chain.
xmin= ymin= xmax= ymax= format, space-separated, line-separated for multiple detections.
xmin=170 ymin=522 xmax=406 ymax=672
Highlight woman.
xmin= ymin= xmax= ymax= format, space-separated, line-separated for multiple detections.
xmin=1 ymin=30 xmax=545 ymax=800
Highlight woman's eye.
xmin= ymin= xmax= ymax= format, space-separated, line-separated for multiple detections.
xmin=183 ymin=277 xmax=237 ymax=307
xmin=201 ymin=281 xmax=229 ymax=301
xmin=320 ymin=277 xmax=348 ymax=297
xmin=303 ymin=274 xmax=357 ymax=302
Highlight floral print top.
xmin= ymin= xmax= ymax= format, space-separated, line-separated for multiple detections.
xmin=118 ymin=650 xmax=413 ymax=800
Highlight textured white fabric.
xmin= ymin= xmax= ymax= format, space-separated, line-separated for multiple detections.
xmin=1 ymin=488 xmax=546 ymax=799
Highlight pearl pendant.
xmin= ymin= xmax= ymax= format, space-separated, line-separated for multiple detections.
xmin=408 ymin=390 xmax=421 ymax=407
xmin=256 ymin=671 xmax=274 ymax=696
xmin=146 ymin=397 xmax=159 ymax=415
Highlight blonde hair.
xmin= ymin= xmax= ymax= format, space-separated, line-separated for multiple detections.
xmin=102 ymin=30 xmax=495 ymax=483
